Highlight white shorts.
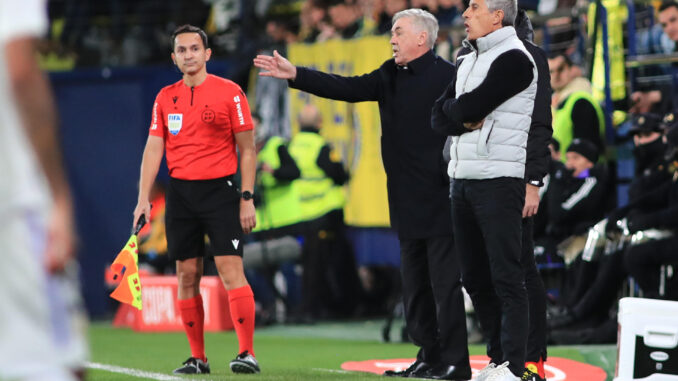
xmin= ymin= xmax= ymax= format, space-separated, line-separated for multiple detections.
xmin=0 ymin=208 xmax=88 ymax=381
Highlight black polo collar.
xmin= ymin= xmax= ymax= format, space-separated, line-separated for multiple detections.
xmin=397 ymin=50 xmax=436 ymax=73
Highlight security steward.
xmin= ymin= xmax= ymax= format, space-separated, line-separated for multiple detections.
xmin=288 ymin=104 xmax=362 ymax=320
xmin=549 ymin=53 xmax=606 ymax=161
xmin=253 ymin=132 xmax=303 ymax=236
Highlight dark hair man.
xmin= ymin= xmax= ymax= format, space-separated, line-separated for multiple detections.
xmin=132 ymin=24 xmax=260 ymax=375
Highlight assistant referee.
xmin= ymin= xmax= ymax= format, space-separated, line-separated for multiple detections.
xmin=133 ymin=25 xmax=260 ymax=375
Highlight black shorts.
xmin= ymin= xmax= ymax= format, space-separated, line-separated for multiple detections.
xmin=166 ymin=176 xmax=243 ymax=261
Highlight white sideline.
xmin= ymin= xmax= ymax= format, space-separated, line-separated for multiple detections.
xmin=312 ymin=368 xmax=351 ymax=374
xmin=87 ymin=362 xmax=210 ymax=381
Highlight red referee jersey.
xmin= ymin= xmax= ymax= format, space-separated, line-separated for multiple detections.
xmin=149 ymin=74 xmax=254 ymax=180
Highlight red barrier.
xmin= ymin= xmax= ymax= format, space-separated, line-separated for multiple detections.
xmin=113 ymin=276 xmax=233 ymax=331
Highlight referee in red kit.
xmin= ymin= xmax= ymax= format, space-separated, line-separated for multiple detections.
xmin=133 ymin=24 xmax=260 ymax=375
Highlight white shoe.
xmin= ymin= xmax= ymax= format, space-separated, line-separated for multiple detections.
xmin=473 ymin=362 xmax=496 ymax=381
xmin=486 ymin=362 xmax=520 ymax=381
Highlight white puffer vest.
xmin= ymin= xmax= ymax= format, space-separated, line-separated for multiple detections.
xmin=448 ymin=26 xmax=538 ymax=180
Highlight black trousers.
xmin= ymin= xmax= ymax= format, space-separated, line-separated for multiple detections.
xmin=624 ymin=237 xmax=678 ymax=299
xmin=522 ymin=218 xmax=548 ymax=362
xmin=571 ymin=251 xmax=626 ymax=320
xmin=452 ymin=178 xmax=527 ymax=377
xmin=400 ymin=235 xmax=470 ymax=370
xmin=301 ymin=212 xmax=363 ymax=318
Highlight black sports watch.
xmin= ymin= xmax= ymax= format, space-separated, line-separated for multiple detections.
xmin=241 ymin=190 xmax=254 ymax=201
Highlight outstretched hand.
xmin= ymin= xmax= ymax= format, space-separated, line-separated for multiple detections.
xmin=253 ymin=50 xmax=297 ymax=80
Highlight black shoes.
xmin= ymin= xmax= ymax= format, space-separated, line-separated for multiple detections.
xmin=424 ymin=364 xmax=472 ymax=380
xmin=383 ymin=360 xmax=432 ymax=377
xmin=173 ymin=357 xmax=210 ymax=374
xmin=383 ymin=361 xmax=471 ymax=380
xmin=230 ymin=350 xmax=261 ymax=374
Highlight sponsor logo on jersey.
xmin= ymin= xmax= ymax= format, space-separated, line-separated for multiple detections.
xmin=151 ymin=102 xmax=158 ymax=130
xmin=168 ymin=114 xmax=183 ymax=135
xmin=233 ymin=95 xmax=245 ymax=125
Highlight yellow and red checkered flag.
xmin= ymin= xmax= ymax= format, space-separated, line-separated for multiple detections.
xmin=109 ymin=216 xmax=146 ymax=310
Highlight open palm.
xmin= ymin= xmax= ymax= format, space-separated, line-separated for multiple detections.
xmin=253 ymin=50 xmax=297 ymax=80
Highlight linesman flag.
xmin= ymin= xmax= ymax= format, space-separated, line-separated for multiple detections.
xmin=110 ymin=215 xmax=146 ymax=310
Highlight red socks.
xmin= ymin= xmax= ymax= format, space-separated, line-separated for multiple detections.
xmin=228 ymin=285 xmax=256 ymax=357
xmin=177 ymin=286 xmax=255 ymax=360
xmin=525 ymin=357 xmax=546 ymax=378
xmin=178 ymin=295 xmax=206 ymax=362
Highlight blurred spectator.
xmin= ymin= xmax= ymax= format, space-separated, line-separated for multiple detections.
xmin=411 ymin=0 xmax=438 ymax=13
xmin=358 ymin=0 xmax=385 ymax=25
xmin=248 ymin=113 xmax=303 ymax=324
xmin=53 ymin=0 xmax=211 ymax=67
xmin=299 ymin=0 xmax=334 ymax=42
xmin=325 ymin=0 xmax=373 ymax=39
xmin=253 ymin=4 xmax=300 ymax=144
xmin=621 ymin=119 xmax=678 ymax=299
xmin=546 ymin=139 xmax=609 ymax=241
xmin=204 ymin=0 xmax=246 ymax=55
xmin=549 ymin=53 xmax=607 ymax=161
xmin=659 ymin=0 xmax=678 ymax=47
xmin=253 ymin=113 xmax=303 ymax=236
xmin=288 ymin=104 xmax=363 ymax=320
xmin=549 ymin=120 xmax=674 ymax=342
xmin=544 ymin=16 xmax=579 ymax=57
xmin=436 ymin=0 xmax=463 ymax=27
xmin=629 ymin=1 xmax=678 ymax=114
xmin=376 ymin=0 xmax=407 ymax=34
xmin=627 ymin=113 xmax=673 ymax=200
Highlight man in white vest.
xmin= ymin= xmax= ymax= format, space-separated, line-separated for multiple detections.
xmin=431 ymin=0 xmax=537 ymax=379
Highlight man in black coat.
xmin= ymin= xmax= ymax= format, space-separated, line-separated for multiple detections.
xmin=254 ymin=8 xmax=471 ymax=381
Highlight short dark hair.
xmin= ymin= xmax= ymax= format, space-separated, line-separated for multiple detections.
xmin=172 ymin=24 xmax=209 ymax=50
xmin=659 ymin=1 xmax=678 ymax=13
xmin=548 ymin=52 xmax=573 ymax=67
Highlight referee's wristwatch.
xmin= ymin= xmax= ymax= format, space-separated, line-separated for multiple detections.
xmin=241 ymin=190 xmax=255 ymax=201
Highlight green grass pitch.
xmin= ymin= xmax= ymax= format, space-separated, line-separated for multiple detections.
xmin=88 ymin=321 xmax=617 ymax=380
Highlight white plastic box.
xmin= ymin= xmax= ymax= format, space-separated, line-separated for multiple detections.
xmin=615 ymin=297 xmax=678 ymax=381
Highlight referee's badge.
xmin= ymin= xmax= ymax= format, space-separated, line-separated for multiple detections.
xmin=168 ymin=113 xmax=183 ymax=135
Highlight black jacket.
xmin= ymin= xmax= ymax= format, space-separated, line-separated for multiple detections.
xmin=629 ymin=139 xmax=672 ymax=201
xmin=289 ymin=50 xmax=455 ymax=239
xmin=546 ymin=163 xmax=609 ymax=237
xmin=435 ymin=11 xmax=552 ymax=186
xmin=270 ymin=144 xmax=301 ymax=182
xmin=299 ymin=127 xmax=349 ymax=186
xmin=617 ymin=173 xmax=678 ymax=233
